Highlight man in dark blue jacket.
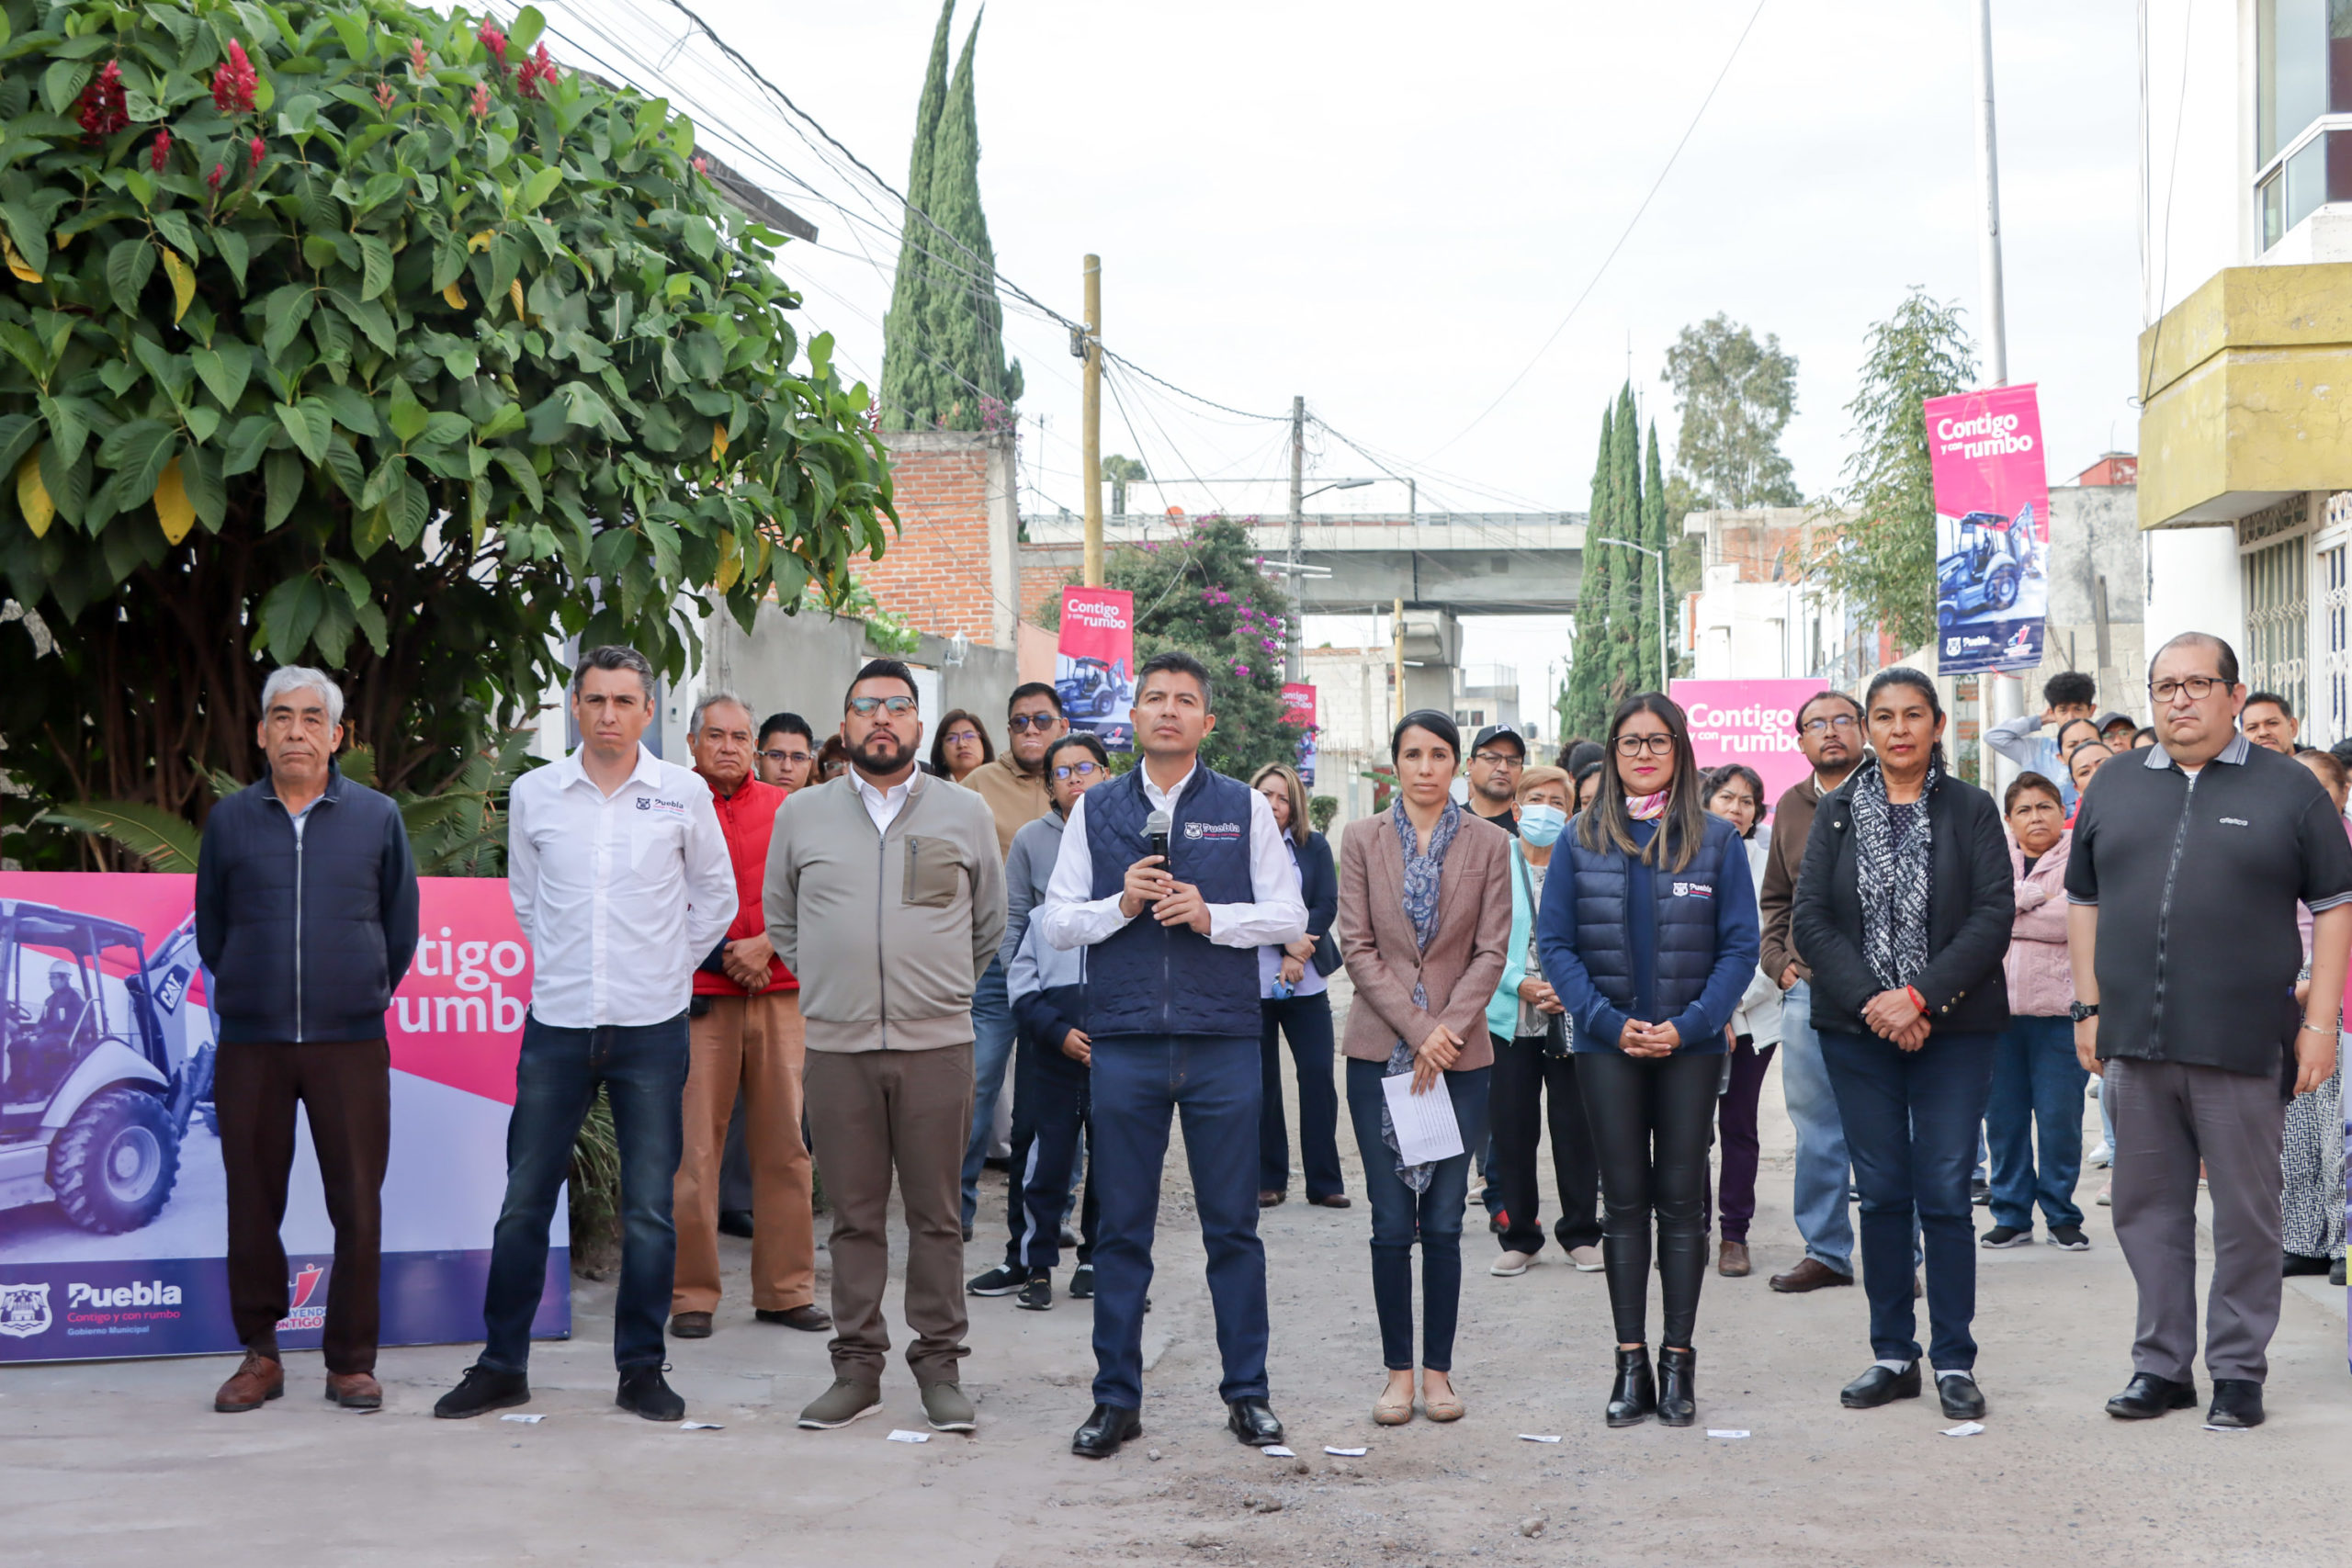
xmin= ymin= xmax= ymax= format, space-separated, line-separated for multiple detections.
xmin=195 ymin=666 xmax=417 ymax=1416
xmin=1037 ymin=652 xmax=1306 ymax=1459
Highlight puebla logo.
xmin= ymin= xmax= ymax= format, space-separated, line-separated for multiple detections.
xmin=0 ymin=1281 xmax=52 ymax=1338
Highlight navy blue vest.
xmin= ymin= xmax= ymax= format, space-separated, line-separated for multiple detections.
xmin=1081 ymin=764 xmax=1262 ymax=1038
xmin=1563 ymin=812 xmax=1739 ymax=1022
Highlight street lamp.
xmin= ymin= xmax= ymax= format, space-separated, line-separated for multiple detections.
xmin=1596 ymin=536 xmax=1669 ymax=690
xmin=1285 ymin=479 xmax=1376 ymax=679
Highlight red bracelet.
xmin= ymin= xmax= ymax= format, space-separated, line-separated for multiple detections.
xmin=1905 ymin=986 xmax=1927 ymax=1014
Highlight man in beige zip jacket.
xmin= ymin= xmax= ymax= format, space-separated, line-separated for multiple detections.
xmin=765 ymin=659 xmax=1007 ymax=1435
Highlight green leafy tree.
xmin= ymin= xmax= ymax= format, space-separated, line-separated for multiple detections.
xmin=1808 ymin=288 xmax=1977 ymax=654
xmin=1102 ymin=452 xmax=1146 ymax=515
xmin=1641 ymin=419 xmax=1674 ymax=682
xmin=0 ymin=0 xmax=892 ymax=864
xmin=1660 ymin=313 xmax=1803 ymax=512
xmin=877 ymin=0 xmax=1020 ymax=432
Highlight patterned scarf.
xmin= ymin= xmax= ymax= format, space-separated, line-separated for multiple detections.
xmin=1625 ymin=790 xmax=1668 ymax=821
xmin=1381 ymin=796 xmax=1462 ymax=1191
xmin=1849 ymin=757 xmax=1936 ymax=990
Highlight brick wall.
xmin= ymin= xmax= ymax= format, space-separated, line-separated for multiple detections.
xmin=1020 ymin=556 xmax=1069 ymax=623
xmin=861 ymin=430 xmax=1019 ymax=645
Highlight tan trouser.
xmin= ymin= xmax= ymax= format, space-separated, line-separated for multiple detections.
xmin=804 ymin=1043 xmax=973 ymax=1386
xmin=671 ymin=990 xmax=815 ymax=1315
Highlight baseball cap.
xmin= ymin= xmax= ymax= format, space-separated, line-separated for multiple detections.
xmin=2093 ymin=710 xmax=2132 ymax=733
xmin=1471 ymin=723 xmax=1526 ymax=759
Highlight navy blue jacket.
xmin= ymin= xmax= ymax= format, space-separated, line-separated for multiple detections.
xmin=1080 ymin=765 xmax=1262 ymax=1038
xmin=1295 ymin=829 xmax=1341 ymax=978
xmin=1536 ymin=810 xmax=1759 ymax=1055
xmin=195 ymin=763 xmax=419 ymax=1045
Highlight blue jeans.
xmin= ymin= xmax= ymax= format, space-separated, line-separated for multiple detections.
xmin=1778 ymin=980 xmax=1855 ymax=1273
xmin=1986 ymin=1014 xmax=2089 ymax=1230
xmin=1345 ymin=1060 xmax=1492 ymax=1371
xmin=1089 ymin=1033 xmax=1269 ymax=1409
xmin=1819 ymin=1028 xmax=1996 ymax=1371
xmin=481 ymin=1011 xmax=689 ymax=1373
xmin=960 ymin=958 xmax=1017 ymax=1230
xmin=1259 ymin=992 xmax=1344 ymax=1201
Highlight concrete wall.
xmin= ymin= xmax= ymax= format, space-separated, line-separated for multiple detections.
xmin=2011 ymin=484 xmax=2152 ymax=721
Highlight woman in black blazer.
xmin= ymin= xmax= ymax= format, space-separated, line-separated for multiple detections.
xmin=1252 ymin=762 xmax=1349 ymax=1208
xmin=1793 ymin=668 xmax=2013 ymax=1423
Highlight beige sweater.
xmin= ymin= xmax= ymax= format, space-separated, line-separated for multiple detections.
xmin=763 ymin=771 xmax=1007 ymax=1052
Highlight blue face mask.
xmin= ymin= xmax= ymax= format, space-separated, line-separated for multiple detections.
xmin=1517 ymin=803 xmax=1567 ymax=847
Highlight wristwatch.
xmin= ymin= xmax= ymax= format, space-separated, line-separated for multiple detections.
xmin=2068 ymin=1001 xmax=2098 ymax=1022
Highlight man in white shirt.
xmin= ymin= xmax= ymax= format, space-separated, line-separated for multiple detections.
xmin=435 ymin=646 xmax=733 ymax=1424
xmin=1038 ymin=651 xmax=1306 ymax=1460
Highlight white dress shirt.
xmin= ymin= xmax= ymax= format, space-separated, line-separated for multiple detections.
xmin=854 ymin=770 xmax=915 ymax=833
xmin=1037 ymin=761 xmax=1306 ymax=951
xmin=507 ymin=743 xmax=736 ymax=1028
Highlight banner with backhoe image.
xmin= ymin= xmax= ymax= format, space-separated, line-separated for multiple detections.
xmin=0 ymin=873 xmax=567 ymax=1362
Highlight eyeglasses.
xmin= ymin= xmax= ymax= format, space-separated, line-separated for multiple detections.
xmin=1613 ymin=733 xmax=1676 ymax=757
xmin=1007 ymin=713 xmax=1060 ymax=732
xmin=758 ymin=749 xmax=812 ymax=767
xmin=2149 ymin=675 xmax=2229 ymax=703
xmin=846 ymin=695 xmax=917 ymax=717
xmin=1801 ymin=714 xmax=1860 ymax=736
xmin=1472 ymin=750 xmax=1523 ymax=768
xmin=1052 ymin=761 xmax=1103 ymax=781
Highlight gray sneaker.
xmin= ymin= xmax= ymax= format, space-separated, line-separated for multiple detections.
xmin=797 ymin=1379 xmax=883 ymax=1429
xmin=922 ymin=1381 xmax=977 ymax=1433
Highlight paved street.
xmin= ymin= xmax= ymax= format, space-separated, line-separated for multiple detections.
xmin=6 ymin=979 xmax=2346 ymax=1568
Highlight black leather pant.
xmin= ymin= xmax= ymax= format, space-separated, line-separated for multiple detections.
xmin=1577 ymin=1048 xmax=1718 ymax=1348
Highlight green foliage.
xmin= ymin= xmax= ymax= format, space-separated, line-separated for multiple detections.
xmin=1660 ymin=314 xmax=1803 ymax=511
xmin=877 ymin=0 xmax=1019 ymax=432
xmin=824 ymin=576 xmax=919 ymax=656
xmin=1809 ymin=288 xmax=1977 ymax=654
xmin=0 ymin=0 xmax=893 ymax=860
xmin=1562 ymin=400 xmax=1615 ymax=740
xmin=1102 ymin=452 xmax=1146 ymax=515
xmin=1565 ymin=386 xmax=1675 ymax=736
xmin=1306 ymin=794 xmax=1337 ymax=833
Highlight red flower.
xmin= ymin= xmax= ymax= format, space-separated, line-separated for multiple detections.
xmin=375 ymin=80 xmax=397 ymax=111
xmin=150 ymin=127 xmax=172 ymax=171
xmin=76 ymin=62 xmax=130 ymax=140
xmin=692 ymin=155 xmax=709 ymax=176
xmin=516 ymin=42 xmax=558 ymax=99
xmin=249 ymin=134 xmax=266 ymax=170
xmin=410 ymin=38 xmax=429 ymax=75
xmin=469 ymin=80 xmax=491 ymax=118
xmin=211 ymin=39 xmax=257 ymax=115
xmin=208 ymin=164 xmax=225 ymax=191
xmin=478 ymin=21 xmax=508 ymax=70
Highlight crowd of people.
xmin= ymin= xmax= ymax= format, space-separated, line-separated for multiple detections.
xmin=185 ymin=630 xmax=2345 ymax=1446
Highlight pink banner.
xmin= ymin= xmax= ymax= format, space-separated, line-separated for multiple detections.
xmin=1669 ymin=679 xmax=1823 ymax=822
xmin=1925 ymin=384 xmax=2051 ymax=674
xmin=1280 ymin=682 xmax=1318 ymax=784
xmin=1057 ymin=586 xmax=1136 ymax=750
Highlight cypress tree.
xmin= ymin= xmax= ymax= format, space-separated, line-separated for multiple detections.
xmin=878 ymin=2 xmax=955 ymax=432
xmin=1566 ymin=402 xmax=1616 ymax=740
xmin=1642 ymin=420 xmax=1671 ymax=683
xmin=1608 ymin=383 xmax=1643 ymax=702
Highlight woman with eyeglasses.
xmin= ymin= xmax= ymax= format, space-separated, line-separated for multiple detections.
xmin=1250 ymin=762 xmax=1348 ymax=1211
xmin=1792 ymin=668 xmax=2012 ymax=1424
xmin=1337 ymin=710 xmax=1512 ymax=1425
xmin=929 ymin=709 xmax=995 ymax=785
xmin=1536 ymin=694 xmax=1758 ymax=1428
xmin=1702 ymin=762 xmax=1780 ymax=1278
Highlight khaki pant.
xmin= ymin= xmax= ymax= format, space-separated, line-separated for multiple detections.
xmin=804 ymin=1043 xmax=972 ymax=1386
xmin=671 ymin=991 xmax=815 ymax=1315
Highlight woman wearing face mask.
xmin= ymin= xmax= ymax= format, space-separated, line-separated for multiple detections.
xmin=1793 ymin=668 xmax=2012 ymax=1424
xmin=1486 ymin=767 xmax=1603 ymax=1278
xmin=1702 ymin=763 xmax=1780 ymax=1278
xmin=1338 ymin=710 xmax=1512 ymax=1425
xmin=1537 ymin=694 xmax=1759 ymax=1429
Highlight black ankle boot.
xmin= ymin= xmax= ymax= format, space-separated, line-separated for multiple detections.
xmin=1606 ymin=1347 xmax=1656 ymax=1427
xmin=1656 ymin=1345 xmax=1696 ymax=1427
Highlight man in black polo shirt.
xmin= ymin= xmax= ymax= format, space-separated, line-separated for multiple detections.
xmin=2064 ymin=632 xmax=2352 ymax=1430
xmin=1464 ymin=724 xmax=1525 ymax=836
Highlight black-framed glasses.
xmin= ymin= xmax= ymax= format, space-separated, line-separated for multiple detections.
xmin=759 ymin=748 xmax=811 ymax=766
xmin=1052 ymin=761 xmax=1103 ymax=782
xmin=2149 ymin=675 xmax=2229 ymax=703
xmin=1801 ymin=714 xmax=1859 ymax=736
xmin=1471 ymin=750 xmax=1523 ymax=768
xmin=1613 ymin=733 xmax=1675 ymax=757
xmin=847 ymin=695 xmax=916 ymax=717
xmin=1007 ymin=713 xmax=1059 ymax=732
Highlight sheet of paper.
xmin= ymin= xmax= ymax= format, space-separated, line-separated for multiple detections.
xmin=498 ymin=1413 xmax=546 ymax=1424
xmin=1706 ymin=1428 xmax=1749 ymax=1438
xmin=1323 ymin=1446 xmax=1368 ymax=1457
xmin=1261 ymin=1445 xmax=1296 ymax=1458
xmin=679 ymin=1421 xmax=725 ymax=1430
xmin=1380 ymin=1071 xmax=1464 ymax=1164
xmin=1518 ymin=1434 xmax=1562 ymax=1444
xmin=887 ymin=1429 xmax=931 ymax=1443
xmin=1939 ymin=1421 xmax=1984 ymax=1438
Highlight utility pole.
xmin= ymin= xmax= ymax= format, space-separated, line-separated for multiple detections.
xmin=1287 ymin=395 xmax=1306 ymax=681
xmin=1392 ymin=597 xmax=1406 ymax=726
xmin=1081 ymin=254 xmax=1103 ymax=587
xmin=1971 ymin=1 xmax=2019 ymax=789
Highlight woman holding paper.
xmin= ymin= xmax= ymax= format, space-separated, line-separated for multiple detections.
xmin=1537 ymin=694 xmax=1759 ymax=1429
xmin=1337 ymin=709 xmax=1513 ymax=1426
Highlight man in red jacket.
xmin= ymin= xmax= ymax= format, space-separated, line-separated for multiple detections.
xmin=670 ymin=692 xmax=831 ymax=1337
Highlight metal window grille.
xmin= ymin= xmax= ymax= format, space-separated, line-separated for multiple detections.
xmin=2243 ymin=534 xmax=2310 ymax=725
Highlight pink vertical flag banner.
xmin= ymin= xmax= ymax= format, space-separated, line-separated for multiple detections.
xmin=1925 ymin=384 xmax=2052 ymax=674
xmin=1057 ymin=587 xmax=1136 ymax=752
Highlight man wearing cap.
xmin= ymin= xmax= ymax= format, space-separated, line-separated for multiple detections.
xmin=2095 ymin=710 xmax=2137 ymax=750
xmin=1465 ymin=724 xmax=1525 ymax=837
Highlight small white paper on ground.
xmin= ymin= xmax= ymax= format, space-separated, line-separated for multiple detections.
xmin=1324 ymin=1446 xmax=1369 ymax=1457
xmin=1261 ymin=1445 xmax=1296 ymax=1458
xmin=2203 ymin=1425 xmax=2250 ymax=1434
xmin=1706 ymin=1429 xmax=1749 ymax=1438
xmin=498 ymin=1414 xmax=546 ymax=1425
xmin=1380 ymin=1071 xmax=1465 ymax=1164
xmin=1940 ymin=1421 xmax=1985 ymax=1438
xmin=1518 ymin=1434 xmax=1563 ymax=1443
xmin=679 ymin=1421 xmax=725 ymax=1431
xmin=886 ymin=1429 xmax=932 ymax=1443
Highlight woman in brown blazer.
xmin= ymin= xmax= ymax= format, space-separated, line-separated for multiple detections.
xmin=1339 ymin=709 xmax=1513 ymax=1426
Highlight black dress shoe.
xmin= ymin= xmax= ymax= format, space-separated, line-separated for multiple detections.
xmin=2206 ymin=1379 xmax=2265 ymax=1429
xmin=1071 ymin=1403 xmax=1141 ymax=1458
xmin=1605 ymin=1347 xmax=1655 ymax=1427
xmin=434 ymin=1364 xmax=530 ymax=1419
xmin=1839 ymin=1361 xmax=1921 ymax=1409
xmin=755 ymin=1304 xmax=833 ymax=1332
xmin=1227 ymin=1396 xmax=1284 ymax=1447
xmin=1656 ymin=1346 xmax=1696 ymax=1427
xmin=1936 ymin=1371 xmax=1986 ymax=1419
xmin=2105 ymin=1371 xmax=2197 ymax=1420
xmin=616 ymin=1364 xmax=685 ymax=1422
xmin=717 ymin=1209 xmax=755 ymax=1238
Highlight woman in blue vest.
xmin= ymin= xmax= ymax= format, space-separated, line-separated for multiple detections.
xmin=1538 ymin=693 xmax=1759 ymax=1428
xmin=1337 ymin=710 xmax=1513 ymax=1425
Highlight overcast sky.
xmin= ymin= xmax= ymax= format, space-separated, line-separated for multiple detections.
xmin=537 ymin=0 xmax=2144 ymax=719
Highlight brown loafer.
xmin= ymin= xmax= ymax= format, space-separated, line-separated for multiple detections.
xmin=213 ymin=1350 xmax=284 ymax=1413
xmin=1767 ymin=1258 xmax=1854 ymax=1293
xmin=325 ymin=1371 xmax=383 ymax=1410
xmin=670 ymin=1312 xmax=714 ymax=1338
xmin=1717 ymin=1240 xmax=1751 ymax=1277
xmin=755 ymin=1304 xmax=834 ymax=1332
xmin=1310 ymin=1194 xmax=1353 ymax=1209
xmin=1258 ymin=1190 xmax=1286 ymax=1208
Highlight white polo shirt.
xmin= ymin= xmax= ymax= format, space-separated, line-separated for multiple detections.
xmin=507 ymin=743 xmax=736 ymax=1029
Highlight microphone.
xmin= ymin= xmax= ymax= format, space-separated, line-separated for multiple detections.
xmin=1145 ymin=808 xmax=1172 ymax=869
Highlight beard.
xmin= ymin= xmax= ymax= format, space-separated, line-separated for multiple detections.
xmin=850 ymin=729 xmax=917 ymax=777
xmin=1476 ymin=772 xmax=1516 ymax=804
